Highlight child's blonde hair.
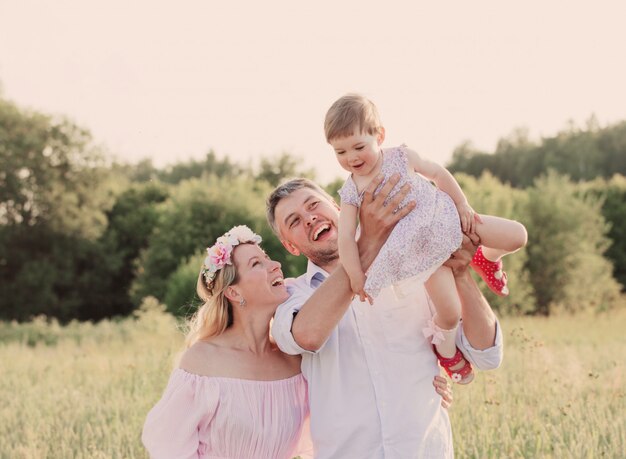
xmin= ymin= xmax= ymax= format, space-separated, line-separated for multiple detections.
xmin=324 ymin=93 xmax=383 ymax=143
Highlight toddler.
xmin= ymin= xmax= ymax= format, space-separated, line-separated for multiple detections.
xmin=326 ymin=94 xmax=527 ymax=383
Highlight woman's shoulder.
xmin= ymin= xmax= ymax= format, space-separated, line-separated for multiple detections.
xmin=179 ymin=340 xmax=302 ymax=382
xmin=178 ymin=340 xmax=223 ymax=377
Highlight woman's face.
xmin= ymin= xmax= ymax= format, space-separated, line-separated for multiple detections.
xmin=231 ymin=243 xmax=288 ymax=308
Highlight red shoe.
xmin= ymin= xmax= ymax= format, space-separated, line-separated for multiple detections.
xmin=434 ymin=346 xmax=474 ymax=384
xmin=470 ymin=246 xmax=509 ymax=297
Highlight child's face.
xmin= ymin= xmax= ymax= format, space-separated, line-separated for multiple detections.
xmin=330 ymin=130 xmax=384 ymax=177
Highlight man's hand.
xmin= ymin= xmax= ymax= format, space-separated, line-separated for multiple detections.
xmin=358 ymin=173 xmax=415 ymax=250
xmin=433 ymin=375 xmax=453 ymax=409
xmin=444 ymin=233 xmax=481 ymax=277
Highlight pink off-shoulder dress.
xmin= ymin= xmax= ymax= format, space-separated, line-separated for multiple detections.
xmin=142 ymin=369 xmax=311 ymax=459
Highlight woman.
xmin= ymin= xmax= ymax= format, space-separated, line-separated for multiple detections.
xmin=142 ymin=225 xmax=311 ymax=458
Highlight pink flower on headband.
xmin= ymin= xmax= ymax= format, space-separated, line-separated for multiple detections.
xmin=208 ymin=243 xmax=233 ymax=269
xmin=202 ymin=225 xmax=263 ymax=285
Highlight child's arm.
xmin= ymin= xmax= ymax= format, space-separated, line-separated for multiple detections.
xmin=403 ymin=146 xmax=482 ymax=233
xmin=338 ymin=204 xmax=371 ymax=303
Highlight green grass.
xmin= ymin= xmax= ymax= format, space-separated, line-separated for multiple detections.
xmin=451 ymin=312 xmax=625 ymax=458
xmin=1 ymin=305 xmax=624 ymax=458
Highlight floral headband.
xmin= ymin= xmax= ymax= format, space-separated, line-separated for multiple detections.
xmin=202 ymin=225 xmax=262 ymax=285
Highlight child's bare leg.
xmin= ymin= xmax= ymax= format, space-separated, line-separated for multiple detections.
xmin=425 ymin=265 xmax=462 ymax=358
xmin=425 ymin=265 xmax=474 ymax=383
xmin=475 ymin=215 xmax=527 ymax=261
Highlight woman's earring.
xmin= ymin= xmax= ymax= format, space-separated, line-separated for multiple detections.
xmin=239 ymin=298 xmax=246 ymax=307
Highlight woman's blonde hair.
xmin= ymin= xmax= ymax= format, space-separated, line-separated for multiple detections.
xmin=184 ymin=252 xmax=241 ymax=347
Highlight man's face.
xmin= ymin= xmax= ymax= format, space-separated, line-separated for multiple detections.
xmin=274 ymin=187 xmax=340 ymax=268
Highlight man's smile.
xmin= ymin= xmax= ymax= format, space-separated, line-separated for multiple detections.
xmin=311 ymin=223 xmax=332 ymax=241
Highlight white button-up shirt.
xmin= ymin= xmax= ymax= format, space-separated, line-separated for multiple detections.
xmin=272 ymin=260 xmax=503 ymax=459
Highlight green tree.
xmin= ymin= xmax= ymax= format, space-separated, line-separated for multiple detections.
xmin=324 ymin=177 xmax=345 ymax=203
xmin=158 ymin=150 xmax=242 ymax=185
xmin=257 ymin=152 xmax=315 ymax=187
xmin=455 ymin=172 xmax=535 ymax=315
xmin=0 ymin=225 xmax=97 ymax=320
xmin=0 ymin=98 xmax=109 ymax=237
xmin=523 ymin=171 xmax=620 ymax=314
xmin=580 ymin=175 xmax=626 ymax=291
xmin=82 ymin=182 xmax=170 ymax=319
xmin=0 ymin=98 xmax=113 ymax=321
xmin=598 ymin=122 xmax=626 ymax=178
xmin=448 ymin=119 xmax=626 ymax=188
xmin=131 ymin=175 xmax=305 ymax=312
xmin=122 ymin=158 xmax=160 ymax=183
xmin=163 ymin=252 xmax=205 ymax=316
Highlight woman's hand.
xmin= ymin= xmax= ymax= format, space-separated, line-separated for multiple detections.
xmin=433 ymin=375 xmax=453 ymax=409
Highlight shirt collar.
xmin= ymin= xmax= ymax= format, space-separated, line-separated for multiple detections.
xmin=305 ymin=259 xmax=329 ymax=288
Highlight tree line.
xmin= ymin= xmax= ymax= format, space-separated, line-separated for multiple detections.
xmin=448 ymin=118 xmax=626 ymax=187
xmin=1 ymin=97 xmax=624 ymax=322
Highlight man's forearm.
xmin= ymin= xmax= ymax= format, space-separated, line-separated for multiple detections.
xmin=456 ymin=271 xmax=497 ymax=350
xmin=290 ymin=236 xmax=384 ymax=351
xmin=290 ymin=266 xmax=353 ymax=351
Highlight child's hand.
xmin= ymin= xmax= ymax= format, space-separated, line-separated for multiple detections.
xmin=350 ymin=272 xmax=373 ymax=305
xmin=355 ymin=288 xmax=373 ymax=305
xmin=457 ymin=202 xmax=482 ymax=234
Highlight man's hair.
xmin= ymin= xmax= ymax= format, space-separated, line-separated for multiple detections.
xmin=324 ymin=93 xmax=383 ymax=143
xmin=266 ymin=178 xmax=336 ymax=236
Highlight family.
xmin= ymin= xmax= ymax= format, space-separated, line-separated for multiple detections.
xmin=142 ymin=94 xmax=527 ymax=458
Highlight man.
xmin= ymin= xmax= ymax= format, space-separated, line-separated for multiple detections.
xmin=267 ymin=175 xmax=503 ymax=458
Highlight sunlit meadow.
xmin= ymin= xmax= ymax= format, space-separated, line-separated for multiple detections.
xmin=1 ymin=301 xmax=624 ymax=459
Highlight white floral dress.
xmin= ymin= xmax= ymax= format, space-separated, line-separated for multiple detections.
xmin=338 ymin=146 xmax=463 ymax=298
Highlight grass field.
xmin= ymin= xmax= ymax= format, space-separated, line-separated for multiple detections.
xmin=451 ymin=312 xmax=625 ymax=458
xmin=1 ymin=303 xmax=624 ymax=459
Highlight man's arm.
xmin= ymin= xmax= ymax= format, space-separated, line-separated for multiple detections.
xmin=455 ymin=271 xmax=498 ymax=349
xmin=291 ymin=174 xmax=416 ymax=351
xmin=444 ymin=234 xmax=503 ymax=370
xmin=444 ymin=234 xmax=497 ymax=349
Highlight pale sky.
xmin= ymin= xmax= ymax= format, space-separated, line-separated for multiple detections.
xmin=1 ymin=1 xmax=625 ymax=183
